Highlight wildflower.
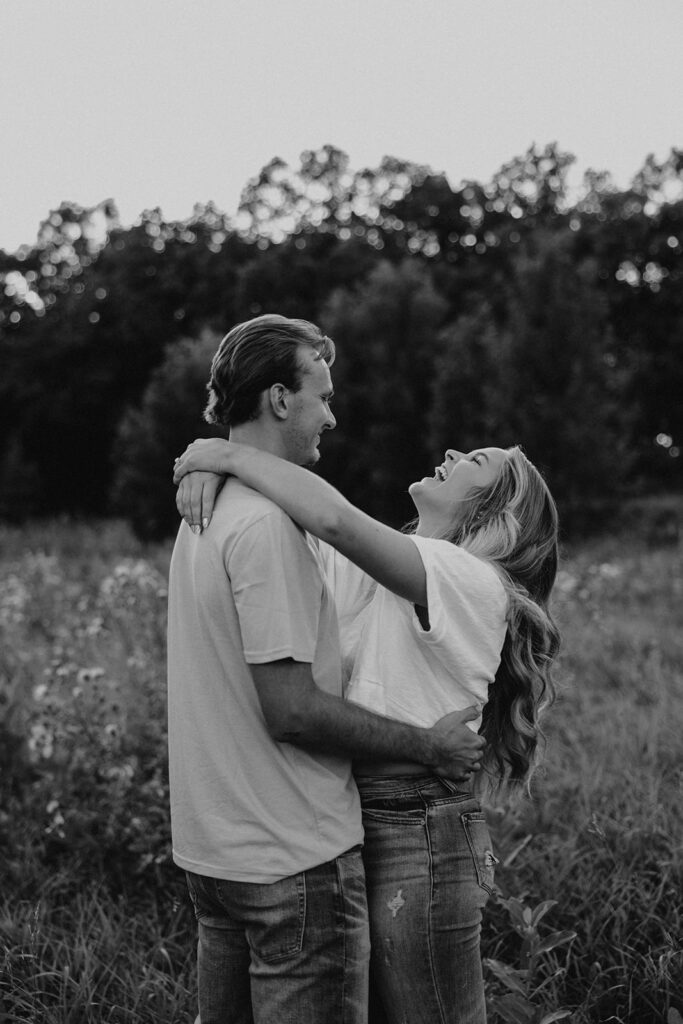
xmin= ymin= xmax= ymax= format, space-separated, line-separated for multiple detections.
xmin=28 ymin=722 xmax=54 ymax=760
xmin=0 ymin=575 xmax=29 ymax=625
xmin=85 ymin=616 xmax=104 ymax=637
xmin=45 ymin=800 xmax=65 ymax=838
xmin=76 ymin=667 xmax=105 ymax=686
xmin=598 ymin=563 xmax=622 ymax=579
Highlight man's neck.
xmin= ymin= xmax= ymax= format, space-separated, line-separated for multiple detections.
xmin=229 ymin=422 xmax=290 ymax=461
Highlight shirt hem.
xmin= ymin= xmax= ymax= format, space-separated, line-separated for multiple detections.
xmin=172 ymin=837 xmax=364 ymax=884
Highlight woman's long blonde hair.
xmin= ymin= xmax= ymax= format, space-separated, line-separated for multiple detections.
xmin=441 ymin=446 xmax=561 ymax=796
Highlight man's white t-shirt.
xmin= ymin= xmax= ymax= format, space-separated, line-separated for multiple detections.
xmin=322 ymin=535 xmax=508 ymax=732
xmin=167 ymin=479 xmax=362 ymax=884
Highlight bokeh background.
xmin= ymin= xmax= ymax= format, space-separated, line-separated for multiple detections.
xmin=1 ymin=2 xmax=681 ymax=1021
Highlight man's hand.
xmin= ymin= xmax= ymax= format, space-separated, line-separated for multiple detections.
xmin=426 ymin=706 xmax=486 ymax=782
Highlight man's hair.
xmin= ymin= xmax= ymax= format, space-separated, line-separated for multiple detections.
xmin=204 ymin=314 xmax=335 ymax=427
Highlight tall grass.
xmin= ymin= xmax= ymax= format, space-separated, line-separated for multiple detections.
xmin=0 ymin=516 xmax=681 ymax=1023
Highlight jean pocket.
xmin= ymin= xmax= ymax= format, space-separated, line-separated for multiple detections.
xmin=185 ymin=871 xmax=214 ymax=922
xmin=460 ymin=811 xmax=499 ymax=894
xmin=247 ymin=871 xmax=307 ymax=963
xmin=362 ymin=803 xmax=425 ymax=826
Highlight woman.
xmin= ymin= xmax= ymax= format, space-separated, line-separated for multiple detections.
xmin=173 ymin=440 xmax=560 ymax=1024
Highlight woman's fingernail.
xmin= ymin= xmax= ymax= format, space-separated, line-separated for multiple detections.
xmin=202 ymin=518 xmax=209 ymax=530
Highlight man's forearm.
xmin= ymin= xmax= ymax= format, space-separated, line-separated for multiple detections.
xmin=277 ymin=687 xmax=479 ymax=772
xmin=251 ymin=661 xmax=483 ymax=774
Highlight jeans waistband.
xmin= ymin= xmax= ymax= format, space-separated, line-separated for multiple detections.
xmin=355 ymin=773 xmax=470 ymax=802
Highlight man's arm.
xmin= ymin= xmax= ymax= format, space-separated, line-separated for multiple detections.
xmin=251 ymin=659 xmax=485 ymax=777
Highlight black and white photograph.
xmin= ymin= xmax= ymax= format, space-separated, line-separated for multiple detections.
xmin=1 ymin=2 xmax=681 ymax=1022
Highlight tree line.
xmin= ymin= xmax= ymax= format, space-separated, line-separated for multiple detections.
xmin=1 ymin=143 xmax=681 ymax=539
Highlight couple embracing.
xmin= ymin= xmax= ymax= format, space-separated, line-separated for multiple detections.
xmin=167 ymin=314 xmax=560 ymax=1024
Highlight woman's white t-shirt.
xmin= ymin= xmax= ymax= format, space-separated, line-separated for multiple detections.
xmin=321 ymin=535 xmax=508 ymax=731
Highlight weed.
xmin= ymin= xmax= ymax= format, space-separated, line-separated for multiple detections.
xmin=1 ymin=517 xmax=682 ymax=1022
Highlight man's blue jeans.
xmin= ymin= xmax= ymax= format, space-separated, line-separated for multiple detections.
xmin=185 ymin=845 xmax=370 ymax=1024
xmin=356 ymin=775 xmax=496 ymax=1024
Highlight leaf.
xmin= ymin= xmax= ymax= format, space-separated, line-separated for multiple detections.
xmin=483 ymin=958 xmax=528 ymax=994
xmin=500 ymin=896 xmax=533 ymax=933
xmin=534 ymin=930 xmax=577 ymax=956
xmin=668 ymin=1010 xmax=683 ymax=1024
xmin=530 ymin=900 xmax=557 ymax=927
xmin=539 ymin=1011 xmax=573 ymax=1024
xmin=489 ymin=991 xmax=536 ymax=1024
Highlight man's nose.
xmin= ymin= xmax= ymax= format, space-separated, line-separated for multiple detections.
xmin=324 ymin=410 xmax=336 ymax=430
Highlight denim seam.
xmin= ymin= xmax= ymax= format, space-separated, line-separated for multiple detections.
xmin=425 ymin=804 xmax=448 ymax=1024
xmin=335 ymin=854 xmax=347 ymax=1024
xmin=361 ymin=809 xmax=425 ymax=825
xmin=460 ymin=812 xmax=495 ymax=896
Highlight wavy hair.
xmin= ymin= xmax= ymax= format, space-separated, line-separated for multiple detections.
xmin=439 ymin=447 xmax=561 ymax=797
xmin=204 ymin=314 xmax=335 ymax=427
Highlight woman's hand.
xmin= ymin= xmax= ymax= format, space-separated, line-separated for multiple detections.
xmin=172 ymin=437 xmax=236 ymax=483
xmin=173 ymin=439 xmax=238 ymax=532
xmin=176 ymin=471 xmax=225 ymax=533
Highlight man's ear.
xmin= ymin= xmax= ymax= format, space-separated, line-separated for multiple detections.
xmin=267 ymin=383 xmax=290 ymax=421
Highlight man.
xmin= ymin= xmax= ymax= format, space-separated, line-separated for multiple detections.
xmin=167 ymin=314 xmax=484 ymax=1024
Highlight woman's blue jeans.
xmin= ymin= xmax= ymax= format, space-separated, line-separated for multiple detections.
xmin=185 ymin=845 xmax=369 ymax=1024
xmin=356 ymin=774 xmax=496 ymax=1024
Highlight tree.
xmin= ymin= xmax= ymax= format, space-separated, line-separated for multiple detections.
xmin=110 ymin=332 xmax=226 ymax=540
xmin=431 ymin=230 xmax=635 ymax=530
xmin=320 ymin=259 xmax=448 ymax=525
xmin=571 ymin=152 xmax=683 ymax=487
xmin=500 ymin=232 xmax=634 ymax=522
xmin=428 ymin=302 xmax=508 ymax=459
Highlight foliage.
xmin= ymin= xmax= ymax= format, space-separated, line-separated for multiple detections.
xmin=1 ymin=884 xmax=195 ymax=1023
xmin=0 ymin=521 xmax=174 ymax=899
xmin=1 ymin=515 xmax=681 ymax=1021
xmin=1 ymin=145 xmax=682 ymax=536
xmin=498 ymin=231 xmax=634 ymax=515
xmin=110 ymin=331 xmax=227 ymax=540
xmin=321 ymin=258 xmax=449 ymax=524
xmin=484 ymin=896 xmax=575 ymax=1023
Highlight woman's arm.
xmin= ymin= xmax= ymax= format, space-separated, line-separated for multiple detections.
xmin=174 ymin=439 xmax=427 ymax=607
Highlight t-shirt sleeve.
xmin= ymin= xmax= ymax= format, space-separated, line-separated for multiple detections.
xmin=318 ymin=542 xmax=376 ymax=623
xmin=227 ymin=510 xmax=323 ymax=664
xmin=318 ymin=542 xmax=377 ymax=687
xmin=408 ymin=535 xmax=508 ymax=671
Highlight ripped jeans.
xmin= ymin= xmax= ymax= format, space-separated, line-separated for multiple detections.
xmin=356 ymin=775 xmax=497 ymax=1024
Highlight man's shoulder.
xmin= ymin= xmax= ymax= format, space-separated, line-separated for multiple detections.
xmin=217 ymin=478 xmax=280 ymax=517
xmin=214 ymin=480 xmax=306 ymax=543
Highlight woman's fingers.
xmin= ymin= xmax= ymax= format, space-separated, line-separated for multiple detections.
xmin=176 ymin=472 xmax=220 ymax=532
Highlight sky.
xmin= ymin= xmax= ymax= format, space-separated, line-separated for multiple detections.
xmin=1 ymin=0 xmax=682 ymax=253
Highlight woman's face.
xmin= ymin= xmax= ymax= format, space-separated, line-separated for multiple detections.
xmin=409 ymin=447 xmax=509 ymax=535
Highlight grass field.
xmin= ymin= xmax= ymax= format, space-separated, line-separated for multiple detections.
xmin=0 ymin=515 xmax=681 ymax=1023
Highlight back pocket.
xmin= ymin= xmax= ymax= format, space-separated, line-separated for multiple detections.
xmin=247 ymin=872 xmax=306 ymax=963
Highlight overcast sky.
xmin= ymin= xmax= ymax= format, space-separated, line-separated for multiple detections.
xmin=1 ymin=0 xmax=682 ymax=252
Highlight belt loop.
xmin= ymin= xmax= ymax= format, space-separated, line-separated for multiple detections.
xmin=439 ymin=776 xmax=466 ymax=796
